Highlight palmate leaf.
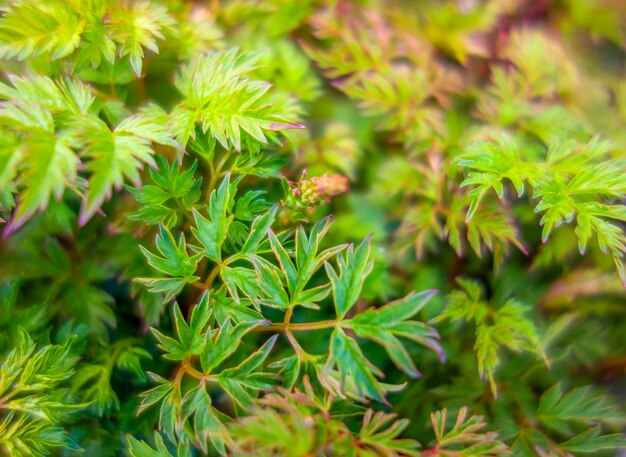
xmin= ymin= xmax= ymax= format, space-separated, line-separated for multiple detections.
xmin=357 ymin=410 xmax=420 ymax=457
xmin=287 ymin=215 xmax=346 ymax=298
xmin=0 ymin=75 xmax=96 ymax=233
xmin=0 ymin=75 xmax=175 ymax=231
xmin=460 ymin=135 xmax=626 ymax=281
xmin=440 ymin=279 xmax=544 ymax=395
xmin=150 ymin=294 xmax=211 ymax=361
xmin=180 ymin=385 xmax=231 ymax=455
xmin=210 ymin=287 xmax=264 ymax=325
xmin=0 ymin=330 xmax=82 ymax=457
xmin=558 ymin=427 xmax=626 ymax=454
xmin=192 ymin=175 xmax=237 ymax=262
xmin=138 ymin=227 xmax=202 ymax=301
xmin=2 ymin=133 xmax=78 ymax=235
xmin=228 ymin=390 xmax=335 ymax=456
xmin=0 ymin=414 xmax=80 ymax=457
xmin=169 ymin=48 xmax=303 ymax=148
xmin=475 ymin=300 xmax=545 ymax=395
xmin=250 ymin=256 xmax=290 ymax=309
xmin=217 ymin=334 xmax=280 ymax=408
xmin=107 ymin=1 xmax=174 ymax=76
xmin=512 ymin=385 xmax=626 ymax=456
xmin=327 ymin=327 xmax=387 ymax=403
xmin=0 ymin=0 xmax=173 ymax=75
xmin=0 ymin=75 xmax=95 ymax=114
xmin=127 ymin=433 xmax=175 ymax=457
xmin=348 ymin=291 xmax=443 ymax=378
xmin=200 ymin=318 xmax=261 ymax=372
xmin=459 ymin=137 xmax=535 ymax=221
xmin=325 ymin=235 xmax=373 ymax=319
xmin=72 ymin=1 xmax=116 ymax=71
xmin=128 ymin=155 xmax=202 ymax=227
xmin=427 ymin=407 xmax=510 ymax=457
xmin=138 ymin=301 xmax=273 ymax=455
xmin=238 ymin=214 xmax=342 ymax=310
xmin=324 ymin=290 xmax=442 ymax=403
xmin=536 ymin=384 xmax=624 ymax=433
xmin=230 ymin=390 xmax=420 ymax=457
xmin=0 ymin=0 xmax=84 ymax=61
xmin=77 ymin=113 xmax=174 ymax=225
xmin=240 ymin=205 xmax=277 ymax=254
xmin=220 ymin=267 xmax=263 ymax=306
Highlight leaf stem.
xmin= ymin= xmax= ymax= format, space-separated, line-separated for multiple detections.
xmin=204 ymin=264 xmax=221 ymax=289
xmin=176 ymin=358 xmax=217 ymax=383
xmin=191 ymin=263 xmax=221 ymax=290
xmin=255 ymin=320 xmax=338 ymax=332
xmin=205 ymin=151 xmax=233 ymax=199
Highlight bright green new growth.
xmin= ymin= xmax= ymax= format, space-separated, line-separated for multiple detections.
xmin=0 ymin=1 xmax=625 ymax=456
xmin=459 ymin=137 xmax=626 ymax=284
xmin=438 ymin=278 xmax=545 ymax=396
xmin=0 ymin=330 xmax=83 ymax=456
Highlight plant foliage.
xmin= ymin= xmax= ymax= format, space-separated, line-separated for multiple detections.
xmin=0 ymin=0 xmax=624 ymax=456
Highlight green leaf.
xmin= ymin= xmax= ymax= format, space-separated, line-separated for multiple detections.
xmin=211 ymin=289 xmax=264 ymax=325
xmin=325 ymin=236 xmax=374 ymax=319
xmin=4 ymin=133 xmax=78 ymax=234
xmin=241 ymin=206 xmax=277 ymax=254
xmin=192 ymin=175 xmax=236 ymax=262
xmin=127 ymin=433 xmax=174 ymax=457
xmin=235 ymin=190 xmax=272 ymax=221
xmin=357 ymin=410 xmax=420 ymax=457
xmin=429 ymin=407 xmax=510 ymax=456
xmin=250 ymin=256 xmax=290 ymax=309
xmin=270 ymin=355 xmax=301 ymax=389
xmin=295 ymin=217 xmax=346 ymax=295
xmin=0 ymin=0 xmax=85 ymax=61
xmin=348 ymin=291 xmax=442 ymax=377
xmin=220 ymin=267 xmax=262 ymax=305
xmin=559 ymin=427 xmax=626 ymax=453
xmin=78 ymin=114 xmax=172 ymax=225
xmin=151 ymin=299 xmax=210 ymax=361
xmin=440 ymin=280 xmax=543 ymax=396
xmin=537 ymin=384 xmax=624 ymax=434
xmin=218 ymin=334 xmax=280 ymax=408
xmin=0 ymin=331 xmax=83 ymax=456
xmin=459 ymin=137 xmax=535 ymax=221
xmin=200 ymin=319 xmax=261 ymax=373
xmin=328 ymin=327 xmax=386 ymax=403
xmin=268 ymin=228 xmax=298 ymax=294
xmin=138 ymin=374 xmax=173 ymax=415
xmin=129 ymin=155 xmax=202 ymax=227
xmin=170 ymin=49 xmax=303 ymax=148
xmin=181 ymin=385 xmax=230 ymax=455
xmin=138 ymin=227 xmax=202 ymax=301
xmin=108 ymin=2 xmax=174 ymax=77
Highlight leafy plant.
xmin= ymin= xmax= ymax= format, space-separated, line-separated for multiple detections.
xmin=0 ymin=1 xmax=624 ymax=456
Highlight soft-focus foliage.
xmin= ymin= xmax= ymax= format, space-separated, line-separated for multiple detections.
xmin=0 ymin=0 xmax=624 ymax=456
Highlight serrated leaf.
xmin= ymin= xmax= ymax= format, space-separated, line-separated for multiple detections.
xmin=250 ymin=256 xmax=290 ymax=309
xmin=325 ymin=236 xmax=374 ymax=319
xmin=0 ymin=1 xmax=85 ymax=61
xmin=127 ymin=433 xmax=174 ymax=457
xmin=348 ymin=291 xmax=442 ymax=377
xmin=4 ymin=132 xmax=78 ymax=234
xmin=192 ymin=175 xmax=236 ymax=262
xmin=200 ymin=319 xmax=261 ymax=373
xmin=241 ymin=206 xmax=277 ymax=254
xmin=138 ymin=227 xmax=201 ymax=301
xmin=328 ymin=327 xmax=385 ymax=403
xmin=218 ymin=334 xmax=280 ymax=408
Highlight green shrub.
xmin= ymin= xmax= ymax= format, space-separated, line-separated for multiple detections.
xmin=0 ymin=1 xmax=624 ymax=456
